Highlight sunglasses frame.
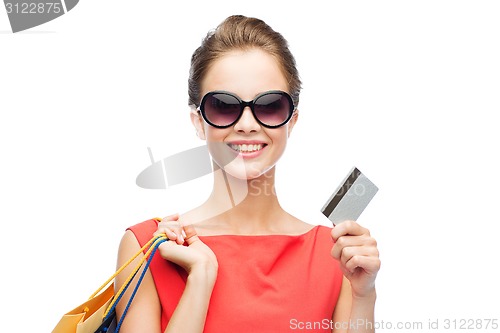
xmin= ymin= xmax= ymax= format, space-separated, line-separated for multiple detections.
xmin=197 ymin=90 xmax=296 ymax=129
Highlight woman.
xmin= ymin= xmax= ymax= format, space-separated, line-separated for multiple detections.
xmin=116 ymin=15 xmax=380 ymax=333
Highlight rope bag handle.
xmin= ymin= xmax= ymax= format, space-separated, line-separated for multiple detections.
xmin=103 ymin=233 xmax=167 ymax=318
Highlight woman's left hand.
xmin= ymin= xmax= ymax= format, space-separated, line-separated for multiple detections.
xmin=330 ymin=220 xmax=381 ymax=299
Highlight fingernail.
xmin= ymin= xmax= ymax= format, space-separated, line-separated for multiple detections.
xmin=181 ymin=230 xmax=187 ymax=238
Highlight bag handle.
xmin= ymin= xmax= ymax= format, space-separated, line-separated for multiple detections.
xmin=103 ymin=234 xmax=167 ymax=319
xmin=115 ymin=237 xmax=167 ymax=332
xmin=88 ymin=217 xmax=163 ymax=300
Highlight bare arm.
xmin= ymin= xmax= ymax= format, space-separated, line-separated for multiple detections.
xmin=332 ymin=277 xmax=376 ymax=333
xmin=115 ymin=230 xmax=162 ymax=333
xmin=331 ymin=221 xmax=380 ymax=333
xmin=160 ymin=235 xmax=217 ymax=332
xmin=165 ymin=262 xmax=216 ymax=331
xmin=115 ymin=214 xmax=218 ymax=333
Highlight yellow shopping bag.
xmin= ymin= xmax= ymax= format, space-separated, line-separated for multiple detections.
xmin=52 ymin=227 xmax=167 ymax=333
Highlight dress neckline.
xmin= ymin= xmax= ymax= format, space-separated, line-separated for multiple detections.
xmin=197 ymin=224 xmax=321 ymax=239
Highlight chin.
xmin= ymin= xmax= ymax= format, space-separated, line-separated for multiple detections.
xmin=221 ymin=161 xmax=271 ymax=180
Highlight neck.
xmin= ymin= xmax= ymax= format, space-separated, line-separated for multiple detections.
xmin=193 ymin=163 xmax=288 ymax=234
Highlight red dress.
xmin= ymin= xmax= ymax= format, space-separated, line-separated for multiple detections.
xmin=128 ymin=219 xmax=343 ymax=332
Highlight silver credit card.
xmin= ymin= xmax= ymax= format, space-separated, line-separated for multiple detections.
xmin=321 ymin=167 xmax=378 ymax=225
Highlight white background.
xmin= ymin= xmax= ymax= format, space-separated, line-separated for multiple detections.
xmin=1 ymin=1 xmax=499 ymax=332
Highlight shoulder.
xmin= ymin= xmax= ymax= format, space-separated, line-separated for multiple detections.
xmin=282 ymin=213 xmax=328 ymax=236
xmin=126 ymin=217 xmax=161 ymax=246
xmin=309 ymin=224 xmax=335 ymax=249
xmin=314 ymin=224 xmax=333 ymax=237
xmin=127 ymin=217 xmax=161 ymax=232
xmin=288 ymin=213 xmax=333 ymax=240
xmin=116 ymin=218 xmax=160 ymax=257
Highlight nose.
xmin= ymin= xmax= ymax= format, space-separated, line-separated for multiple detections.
xmin=233 ymin=107 xmax=261 ymax=133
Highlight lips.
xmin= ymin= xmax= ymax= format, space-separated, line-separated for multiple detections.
xmin=228 ymin=143 xmax=267 ymax=153
xmin=226 ymin=141 xmax=269 ymax=158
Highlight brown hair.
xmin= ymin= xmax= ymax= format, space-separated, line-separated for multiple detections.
xmin=188 ymin=15 xmax=301 ymax=108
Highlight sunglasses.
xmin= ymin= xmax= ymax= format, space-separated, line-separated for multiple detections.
xmin=197 ymin=90 xmax=295 ymax=128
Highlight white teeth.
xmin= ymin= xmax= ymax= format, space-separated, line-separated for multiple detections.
xmin=229 ymin=143 xmax=264 ymax=153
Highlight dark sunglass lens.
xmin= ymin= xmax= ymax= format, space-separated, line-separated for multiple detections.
xmin=203 ymin=93 xmax=241 ymax=127
xmin=254 ymin=93 xmax=292 ymax=126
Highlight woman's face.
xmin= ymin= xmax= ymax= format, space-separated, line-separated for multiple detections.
xmin=192 ymin=48 xmax=298 ymax=180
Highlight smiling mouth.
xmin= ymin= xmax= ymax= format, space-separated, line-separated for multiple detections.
xmin=228 ymin=143 xmax=267 ymax=153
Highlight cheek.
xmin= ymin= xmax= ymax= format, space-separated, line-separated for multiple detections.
xmin=205 ymin=126 xmax=224 ymax=141
xmin=206 ymin=141 xmax=233 ymax=168
xmin=205 ymin=129 xmax=234 ymax=169
xmin=270 ymin=129 xmax=289 ymax=149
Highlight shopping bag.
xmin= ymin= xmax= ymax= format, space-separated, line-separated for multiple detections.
xmin=52 ymin=228 xmax=167 ymax=333
xmin=51 ymin=284 xmax=114 ymax=333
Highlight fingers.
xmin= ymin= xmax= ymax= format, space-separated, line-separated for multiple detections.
xmin=180 ymin=222 xmax=200 ymax=246
xmin=330 ymin=220 xmax=373 ymax=261
xmin=332 ymin=241 xmax=380 ymax=274
xmin=153 ymin=214 xmax=200 ymax=246
xmin=344 ymin=255 xmax=381 ymax=276
xmin=330 ymin=220 xmax=379 ymax=274
xmin=155 ymin=219 xmax=215 ymax=275
xmin=154 ymin=213 xmax=186 ymax=245
xmin=157 ymin=240 xmax=193 ymax=270
xmin=330 ymin=233 xmax=376 ymax=260
xmin=163 ymin=213 xmax=180 ymax=221
xmin=331 ymin=220 xmax=369 ymax=241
